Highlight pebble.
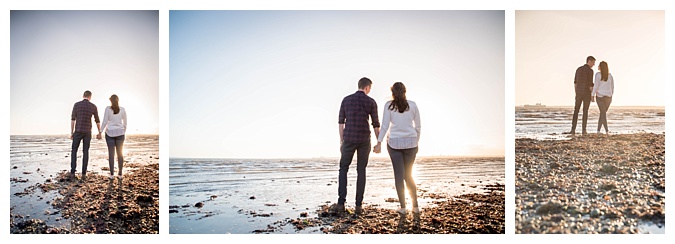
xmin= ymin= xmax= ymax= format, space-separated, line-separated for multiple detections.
xmin=515 ymin=133 xmax=665 ymax=234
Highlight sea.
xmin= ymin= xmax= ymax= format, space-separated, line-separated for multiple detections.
xmin=169 ymin=157 xmax=505 ymax=234
xmin=515 ymin=106 xmax=665 ymax=140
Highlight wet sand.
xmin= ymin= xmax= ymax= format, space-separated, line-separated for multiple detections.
xmin=10 ymin=135 xmax=159 ymax=234
xmin=311 ymin=184 xmax=504 ymax=234
xmin=169 ymin=157 xmax=504 ymax=234
xmin=515 ymin=133 xmax=665 ymax=234
xmin=10 ymin=163 xmax=159 ymax=234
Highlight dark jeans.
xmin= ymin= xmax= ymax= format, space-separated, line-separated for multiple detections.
xmin=338 ymin=140 xmax=371 ymax=206
xmin=71 ymin=132 xmax=92 ymax=176
xmin=596 ymin=96 xmax=612 ymax=133
xmin=387 ymin=145 xmax=419 ymax=209
xmin=105 ymin=134 xmax=125 ymax=176
xmin=571 ymin=93 xmax=591 ymax=134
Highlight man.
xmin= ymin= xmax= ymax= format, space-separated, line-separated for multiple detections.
xmin=570 ymin=56 xmax=595 ymax=136
xmin=70 ymin=90 xmax=102 ymax=182
xmin=336 ymin=77 xmax=380 ymax=214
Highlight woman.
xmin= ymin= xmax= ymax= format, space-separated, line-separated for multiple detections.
xmin=101 ymin=94 xmax=127 ymax=180
xmin=592 ymin=61 xmax=614 ymax=134
xmin=374 ymin=82 xmax=421 ymax=220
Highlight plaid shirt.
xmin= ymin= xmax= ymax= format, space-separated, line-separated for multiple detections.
xmin=339 ymin=91 xmax=380 ymax=143
xmin=574 ymin=64 xmax=594 ymax=95
xmin=71 ymin=99 xmax=100 ymax=133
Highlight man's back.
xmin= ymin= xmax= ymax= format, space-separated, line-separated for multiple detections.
xmin=574 ymin=64 xmax=594 ymax=95
xmin=339 ymin=91 xmax=379 ymax=143
xmin=72 ymin=99 xmax=100 ymax=133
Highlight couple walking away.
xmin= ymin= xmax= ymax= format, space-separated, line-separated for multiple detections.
xmin=70 ymin=90 xmax=128 ymax=182
xmin=336 ymin=77 xmax=421 ymax=220
xmin=570 ymin=56 xmax=615 ymax=136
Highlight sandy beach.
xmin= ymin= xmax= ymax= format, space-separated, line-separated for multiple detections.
xmin=515 ymin=133 xmax=665 ymax=234
xmin=10 ymin=135 xmax=159 ymax=234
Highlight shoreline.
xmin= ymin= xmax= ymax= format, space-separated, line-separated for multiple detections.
xmin=241 ymin=184 xmax=505 ymax=234
xmin=10 ymin=163 xmax=159 ymax=234
xmin=515 ymin=133 xmax=665 ymax=234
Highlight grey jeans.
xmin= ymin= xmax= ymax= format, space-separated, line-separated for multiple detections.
xmin=387 ymin=145 xmax=419 ymax=209
xmin=105 ymin=134 xmax=125 ymax=176
xmin=596 ymin=96 xmax=612 ymax=133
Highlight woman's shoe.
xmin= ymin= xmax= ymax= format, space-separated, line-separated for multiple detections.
xmin=412 ymin=207 xmax=421 ymax=222
xmin=108 ymin=174 xmax=114 ymax=180
xmin=397 ymin=208 xmax=407 ymax=218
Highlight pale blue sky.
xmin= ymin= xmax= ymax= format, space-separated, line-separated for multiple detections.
xmin=170 ymin=11 xmax=505 ymax=159
xmin=10 ymin=10 xmax=159 ymax=135
xmin=516 ymin=11 xmax=665 ymax=106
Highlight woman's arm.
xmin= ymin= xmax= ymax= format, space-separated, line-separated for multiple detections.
xmin=100 ymin=107 xmax=110 ymax=133
xmin=122 ymin=107 xmax=128 ymax=133
xmin=414 ymin=103 xmax=421 ymax=142
xmin=377 ymin=102 xmax=391 ymax=143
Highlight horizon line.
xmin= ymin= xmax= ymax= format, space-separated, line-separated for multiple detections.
xmin=516 ymin=104 xmax=665 ymax=108
xmin=10 ymin=133 xmax=160 ymax=136
xmin=168 ymin=155 xmax=506 ymax=160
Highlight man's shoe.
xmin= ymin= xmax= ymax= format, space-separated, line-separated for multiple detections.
xmin=333 ymin=204 xmax=345 ymax=214
xmin=355 ymin=206 xmax=363 ymax=214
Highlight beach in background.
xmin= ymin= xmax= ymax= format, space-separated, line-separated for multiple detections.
xmin=516 ymin=106 xmax=664 ymax=140
xmin=169 ymin=157 xmax=504 ymax=234
xmin=10 ymin=135 xmax=159 ymax=233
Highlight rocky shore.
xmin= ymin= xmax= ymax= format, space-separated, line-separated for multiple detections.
xmin=515 ymin=133 xmax=665 ymax=234
xmin=245 ymin=183 xmax=505 ymax=234
xmin=10 ymin=163 xmax=159 ymax=234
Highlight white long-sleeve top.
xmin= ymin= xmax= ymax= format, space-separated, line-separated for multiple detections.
xmin=377 ymin=100 xmax=421 ymax=149
xmin=592 ymin=72 xmax=614 ymax=97
xmin=101 ymin=106 xmax=127 ymax=137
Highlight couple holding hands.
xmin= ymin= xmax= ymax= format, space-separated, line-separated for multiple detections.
xmin=336 ymin=77 xmax=421 ymax=221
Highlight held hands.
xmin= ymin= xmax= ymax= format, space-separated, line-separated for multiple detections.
xmin=96 ymin=133 xmax=102 ymax=140
xmin=373 ymin=142 xmax=382 ymax=154
xmin=591 ymin=96 xmax=595 ymax=103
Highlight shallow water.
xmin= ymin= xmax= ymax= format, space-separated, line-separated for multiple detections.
xmin=515 ymin=106 xmax=664 ymax=140
xmin=9 ymin=135 xmax=159 ymax=229
xmin=169 ymin=157 xmax=505 ymax=234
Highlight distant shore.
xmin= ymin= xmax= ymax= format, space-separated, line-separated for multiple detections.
xmin=515 ymin=133 xmax=665 ymax=234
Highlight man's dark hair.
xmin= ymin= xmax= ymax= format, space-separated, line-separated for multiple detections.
xmin=358 ymin=77 xmax=372 ymax=89
xmin=83 ymin=90 xmax=92 ymax=98
xmin=586 ymin=56 xmax=596 ymax=63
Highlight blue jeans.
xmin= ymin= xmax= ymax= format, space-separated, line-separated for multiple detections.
xmin=387 ymin=145 xmax=419 ymax=209
xmin=338 ymin=140 xmax=371 ymax=206
xmin=596 ymin=96 xmax=612 ymax=133
xmin=105 ymin=134 xmax=125 ymax=176
xmin=71 ymin=132 xmax=91 ymax=176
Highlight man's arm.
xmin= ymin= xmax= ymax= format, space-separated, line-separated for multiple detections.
xmin=70 ymin=120 xmax=75 ymax=139
xmin=93 ymin=106 xmax=102 ymax=139
xmin=339 ymin=123 xmax=345 ymax=143
xmin=96 ymin=123 xmax=102 ymax=139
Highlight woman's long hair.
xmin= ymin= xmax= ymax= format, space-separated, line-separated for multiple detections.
xmin=388 ymin=82 xmax=409 ymax=113
xmin=599 ymin=61 xmax=609 ymax=81
xmin=110 ymin=94 xmax=120 ymax=114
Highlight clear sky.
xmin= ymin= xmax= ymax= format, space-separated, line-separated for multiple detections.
xmin=170 ymin=10 xmax=505 ymax=159
xmin=10 ymin=10 xmax=159 ymax=135
xmin=516 ymin=10 xmax=665 ymax=107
